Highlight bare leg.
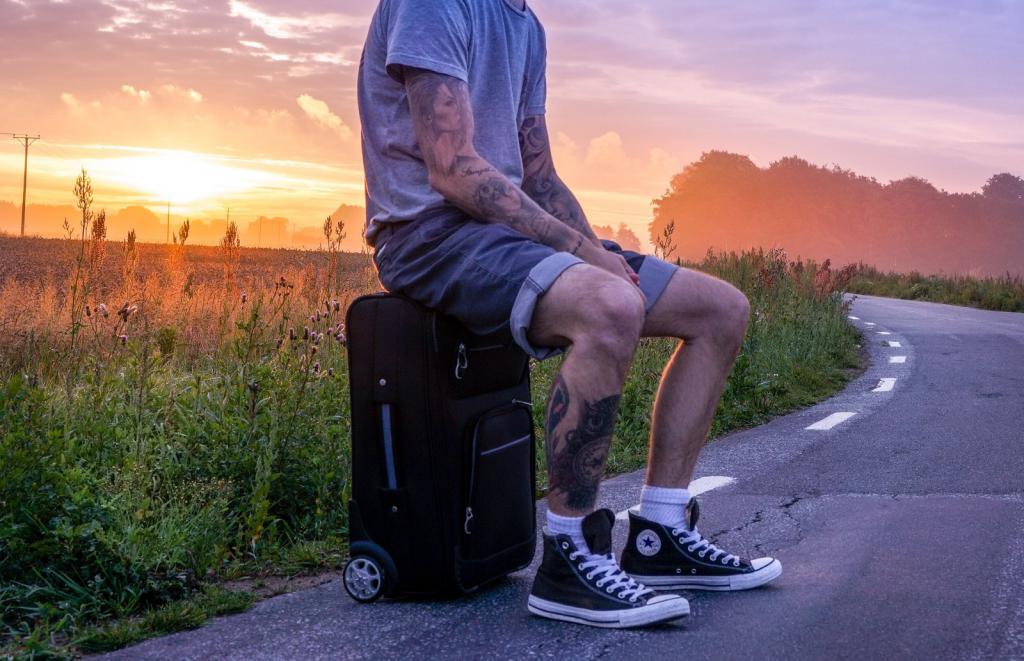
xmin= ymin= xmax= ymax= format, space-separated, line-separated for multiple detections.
xmin=640 ymin=267 xmax=750 ymax=487
xmin=527 ymin=264 xmax=646 ymax=516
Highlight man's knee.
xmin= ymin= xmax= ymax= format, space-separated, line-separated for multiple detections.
xmin=715 ymin=285 xmax=750 ymax=353
xmin=528 ymin=265 xmax=644 ymax=364
xmin=572 ymin=280 xmax=645 ymax=366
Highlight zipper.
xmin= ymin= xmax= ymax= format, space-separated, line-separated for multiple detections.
xmin=455 ymin=342 xmax=468 ymax=380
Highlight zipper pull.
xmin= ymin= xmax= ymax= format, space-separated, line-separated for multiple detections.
xmin=455 ymin=342 xmax=468 ymax=380
xmin=464 ymin=506 xmax=474 ymax=535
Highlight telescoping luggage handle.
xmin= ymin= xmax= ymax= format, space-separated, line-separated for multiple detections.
xmin=380 ymin=403 xmax=398 ymax=490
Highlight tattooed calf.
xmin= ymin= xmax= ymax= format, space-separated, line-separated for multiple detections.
xmin=546 ymin=383 xmax=621 ymax=511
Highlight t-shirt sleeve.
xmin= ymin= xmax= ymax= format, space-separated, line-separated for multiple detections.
xmin=523 ymin=21 xmax=547 ymax=116
xmin=383 ymin=0 xmax=471 ymax=84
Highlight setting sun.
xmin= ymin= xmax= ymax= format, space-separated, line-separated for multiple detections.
xmin=89 ymin=149 xmax=275 ymax=205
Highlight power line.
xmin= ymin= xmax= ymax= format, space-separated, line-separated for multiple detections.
xmin=5 ymin=133 xmax=40 ymax=237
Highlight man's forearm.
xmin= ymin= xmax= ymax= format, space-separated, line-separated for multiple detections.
xmin=436 ymin=154 xmax=583 ymax=253
xmin=404 ymin=68 xmax=583 ymax=252
xmin=519 ymin=116 xmax=599 ymax=242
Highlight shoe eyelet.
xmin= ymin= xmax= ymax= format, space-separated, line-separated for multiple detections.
xmin=561 ymin=542 xmax=569 ymax=550
xmin=578 ymin=564 xmax=585 ymax=571
xmin=606 ymin=587 xmax=614 ymax=593
xmin=699 ymin=551 xmax=707 ymax=558
xmin=688 ymin=545 xmax=697 ymax=552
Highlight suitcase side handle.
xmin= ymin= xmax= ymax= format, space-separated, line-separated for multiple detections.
xmin=380 ymin=403 xmax=398 ymax=490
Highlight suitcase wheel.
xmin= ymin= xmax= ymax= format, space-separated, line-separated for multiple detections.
xmin=343 ymin=554 xmax=387 ymax=602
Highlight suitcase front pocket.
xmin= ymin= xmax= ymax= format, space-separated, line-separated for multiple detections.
xmin=462 ymin=403 xmax=535 ymax=563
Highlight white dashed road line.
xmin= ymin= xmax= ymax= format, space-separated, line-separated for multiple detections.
xmin=877 ymin=331 xmax=892 ymax=335
xmin=865 ymin=322 xmax=876 ymax=326
xmin=889 ymin=356 xmax=907 ymax=364
xmin=848 ymin=316 xmax=860 ymax=320
xmin=615 ymin=475 xmax=736 ymax=520
xmin=872 ymin=378 xmax=897 ymax=392
xmin=805 ymin=411 xmax=858 ymax=431
xmin=886 ymin=341 xmax=902 ymax=348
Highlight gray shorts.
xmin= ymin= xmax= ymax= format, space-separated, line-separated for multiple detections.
xmin=372 ymin=213 xmax=678 ymax=360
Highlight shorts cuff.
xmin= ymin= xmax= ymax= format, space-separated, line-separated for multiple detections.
xmin=638 ymin=256 xmax=678 ymax=312
xmin=510 ymin=252 xmax=585 ymax=360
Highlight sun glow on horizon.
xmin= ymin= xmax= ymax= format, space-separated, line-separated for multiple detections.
xmin=89 ymin=149 xmax=276 ymax=205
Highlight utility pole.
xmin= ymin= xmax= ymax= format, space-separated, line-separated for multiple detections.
xmin=8 ymin=133 xmax=40 ymax=237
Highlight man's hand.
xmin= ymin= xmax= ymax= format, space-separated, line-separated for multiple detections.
xmin=575 ymin=240 xmax=644 ymax=296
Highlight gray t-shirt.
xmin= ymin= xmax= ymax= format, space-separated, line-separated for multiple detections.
xmin=357 ymin=0 xmax=547 ymax=247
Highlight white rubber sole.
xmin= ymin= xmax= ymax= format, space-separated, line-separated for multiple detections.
xmin=527 ymin=594 xmax=690 ymax=628
xmin=631 ymin=558 xmax=782 ymax=592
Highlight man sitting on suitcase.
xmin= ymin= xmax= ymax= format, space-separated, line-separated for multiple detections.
xmin=358 ymin=0 xmax=782 ymax=628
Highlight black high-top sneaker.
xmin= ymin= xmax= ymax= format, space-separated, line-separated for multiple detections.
xmin=621 ymin=498 xmax=782 ymax=591
xmin=528 ymin=509 xmax=689 ymax=628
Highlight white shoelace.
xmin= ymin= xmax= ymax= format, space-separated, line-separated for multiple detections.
xmin=569 ymin=551 xmax=654 ymax=602
xmin=672 ymin=527 xmax=741 ymax=567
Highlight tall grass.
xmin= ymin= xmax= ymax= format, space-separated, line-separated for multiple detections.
xmin=1 ymin=238 xmax=860 ymax=656
xmin=846 ymin=263 xmax=1024 ymax=312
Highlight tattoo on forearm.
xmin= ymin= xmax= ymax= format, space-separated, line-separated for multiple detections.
xmin=404 ymin=69 xmax=576 ymax=250
xmin=519 ymin=116 xmax=598 ymax=240
xmin=546 ymin=373 xmax=621 ymax=511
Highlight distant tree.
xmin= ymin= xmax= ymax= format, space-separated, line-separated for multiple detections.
xmin=983 ymin=173 xmax=1024 ymax=205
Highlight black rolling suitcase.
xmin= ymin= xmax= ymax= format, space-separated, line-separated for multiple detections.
xmin=342 ymin=293 xmax=537 ymax=601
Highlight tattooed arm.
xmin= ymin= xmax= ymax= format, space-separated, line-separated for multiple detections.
xmin=404 ymin=68 xmax=638 ymax=287
xmin=518 ymin=115 xmax=599 ymax=243
xmin=404 ymin=67 xmax=581 ymax=252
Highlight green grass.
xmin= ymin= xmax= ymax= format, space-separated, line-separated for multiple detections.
xmin=1 ymin=247 xmax=861 ymax=657
xmin=846 ymin=263 xmax=1024 ymax=312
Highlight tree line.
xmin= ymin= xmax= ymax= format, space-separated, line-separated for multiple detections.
xmin=650 ymin=151 xmax=1024 ymax=276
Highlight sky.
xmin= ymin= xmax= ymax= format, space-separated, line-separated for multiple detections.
xmin=0 ymin=0 xmax=1022 ymax=247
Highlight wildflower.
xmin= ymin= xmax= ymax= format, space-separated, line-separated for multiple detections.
xmin=311 ymin=345 xmax=318 ymax=355
xmin=276 ymin=338 xmax=284 ymax=349
xmin=327 ymin=367 xmax=335 ymax=377
xmin=333 ymin=300 xmax=340 ymax=312
xmin=303 ymin=326 xmax=309 ymax=340
xmin=85 ymin=304 xmax=92 ymax=317
xmin=98 ymin=303 xmax=109 ymax=318
xmin=128 ymin=304 xmax=138 ymax=316
xmin=313 ymin=362 xmax=321 ymax=373
xmin=118 ymin=303 xmax=130 ymax=321
xmin=328 ymin=326 xmax=335 ymax=335
xmin=119 ymin=334 xmax=128 ymax=346
xmin=289 ymin=327 xmax=297 ymax=341
xmin=241 ymin=292 xmax=248 ymax=304
xmin=336 ymin=332 xmax=347 ymax=346
xmin=313 ymin=332 xmax=321 ymax=345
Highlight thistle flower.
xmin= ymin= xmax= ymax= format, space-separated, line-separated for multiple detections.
xmin=333 ymin=300 xmax=340 ymax=312
xmin=312 ymin=332 xmax=321 ymax=345
xmin=311 ymin=345 xmax=318 ymax=355
xmin=119 ymin=334 xmax=128 ymax=346
xmin=289 ymin=328 xmax=296 ymax=341
xmin=303 ymin=326 xmax=309 ymax=340
xmin=98 ymin=303 xmax=109 ymax=318
xmin=328 ymin=326 xmax=335 ymax=335
xmin=327 ymin=367 xmax=335 ymax=377
xmin=337 ymin=332 xmax=347 ymax=346
xmin=241 ymin=292 xmax=248 ymax=304
xmin=313 ymin=362 xmax=321 ymax=373
xmin=276 ymin=338 xmax=284 ymax=349
xmin=85 ymin=304 xmax=92 ymax=317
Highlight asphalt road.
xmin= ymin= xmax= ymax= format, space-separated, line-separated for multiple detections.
xmin=104 ymin=294 xmax=1024 ymax=661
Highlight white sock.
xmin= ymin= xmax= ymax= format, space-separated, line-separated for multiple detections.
xmin=546 ymin=510 xmax=590 ymax=554
xmin=640 ymin=485 xmax=691 ymax=529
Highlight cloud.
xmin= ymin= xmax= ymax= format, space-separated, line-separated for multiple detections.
xmin=121 ymin=85 xmax=152 ymax=103
xmin=297 ymin=94 xmax=352 ymax=141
